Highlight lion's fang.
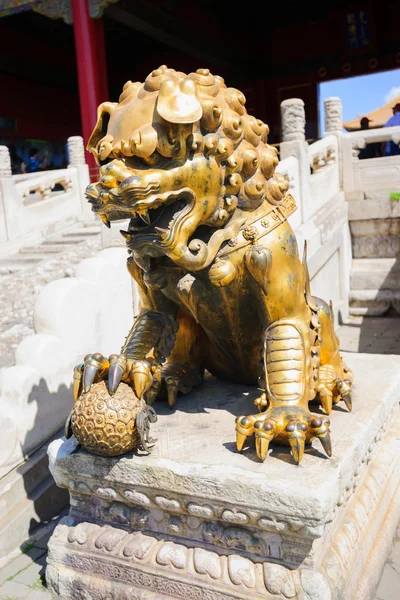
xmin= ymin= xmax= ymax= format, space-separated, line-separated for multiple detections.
xmin=140 ymin=213 xmax=151 ymax=225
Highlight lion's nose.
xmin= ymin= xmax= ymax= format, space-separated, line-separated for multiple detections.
xmin=119 ymin=175 xmax=141 ymax=189
xmin=99 ymin=160 xmax=132 ymax=188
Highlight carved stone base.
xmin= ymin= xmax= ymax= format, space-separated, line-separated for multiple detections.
xmin=46 ymin=353 xmax=400 ymax=599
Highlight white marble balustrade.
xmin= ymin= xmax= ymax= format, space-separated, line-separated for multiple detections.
xmin=0 ymin=137 xmax=93 ymax=257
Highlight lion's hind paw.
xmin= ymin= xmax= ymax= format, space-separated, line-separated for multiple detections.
xmin=235 ymin=406 xmax=331 ymax=464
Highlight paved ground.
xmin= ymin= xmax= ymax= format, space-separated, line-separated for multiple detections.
xmin=0 ymin=311 xmax=399 ymax=597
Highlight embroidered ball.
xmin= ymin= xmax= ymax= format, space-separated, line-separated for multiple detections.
xmin=71 ymin=381 xmax=142 ymax=456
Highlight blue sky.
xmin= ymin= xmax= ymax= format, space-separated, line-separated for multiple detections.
xmin=319 ymin=68 xmax=400 ymax=133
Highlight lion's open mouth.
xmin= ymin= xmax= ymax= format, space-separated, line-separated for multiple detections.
xmin=85 ymin=177 xmax=190 ymax=238
xmin=124 ymin=195 xmax=188 ymax=239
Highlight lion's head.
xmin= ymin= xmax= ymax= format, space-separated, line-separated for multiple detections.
xmin=86 ymin=66 xmax=288 ymax=270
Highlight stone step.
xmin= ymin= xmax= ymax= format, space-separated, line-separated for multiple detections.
xmin=61 ymin=228 xmax=101 ymax=238
xmin=348 ymin=197 xmax=400 ymax=222
xmin=351 ymin=258 xmax=400 ymax=290
xmin=364 ymin=190 xmax=400 ymax=201
xmin=41 ymin=239 xmax=79 ymax=246
xmin=19 ymin=245 xmax=65 ymax=254
xmin=349 ymin=289 xmax=400 ymax=316
xmin=0 ymin=256 xmax=43 ymax=275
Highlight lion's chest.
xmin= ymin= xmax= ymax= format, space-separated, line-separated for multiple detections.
xmin=162 ymin=266 xmax=263 ymax=381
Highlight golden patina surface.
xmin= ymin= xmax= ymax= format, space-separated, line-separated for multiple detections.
xmin=68 ymin=65 xmax=353 ymax=463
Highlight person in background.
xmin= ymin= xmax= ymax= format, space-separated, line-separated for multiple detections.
xmin=358 ymin=117 xmax=381 ymax=159
xmin=8 ymin=144 xmax=26 ymax=174
xmin=26 ymin=147 xmax=48 ymax=173
xmin=383 ymin=103 xmax=400 ymax=156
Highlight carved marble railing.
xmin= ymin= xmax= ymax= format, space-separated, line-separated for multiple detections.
xmin=342 ymin=126 xmax=400 ymax=198
xmin=309 ymin=134 xmax=338 ymax=172
xmin=14 ymin=172 xmax=73 ymax=203
xmin=279 ymin=98 xmax=351 ymax=325
xmin=308 ymin=134 xmax=340 ymax=213
xmin=276 ymin=155 xmax=302 ymax=230
xmin=0 ymin=137 xmax=93 ymax=257
xmin=346 ymin=125 xmax=400 ymax=159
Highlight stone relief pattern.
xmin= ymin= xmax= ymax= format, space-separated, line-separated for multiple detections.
xmin=47 ymin=518 xmax=330 ymax=600
xmin=321 ymin=423 xmax=400 ymax=598
xmin=310 ymin=145 xmax=337 ymax=172
xmin=69 ymin=495 xmax=296 ymax=565
xmin=281 ymin=100 xmax=305 ymax=142
xmin=0 ymin=145 xmax=12 ymax=177
xmin=67 ymin=486 xmax=319 ymax=570
xmin=67 ymin=136 xmax=86 ymax=167
xmin=64 ymin=475 xmax=318 ymax=539
xmin=324 ymin=99 xmax=342 ymax=133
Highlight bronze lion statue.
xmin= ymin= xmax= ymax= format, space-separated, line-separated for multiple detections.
xmin=68 ymin=65 xmax=353 ymax=464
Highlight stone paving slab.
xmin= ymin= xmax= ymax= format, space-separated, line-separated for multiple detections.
xmin=0 ymin=540 xmax=55 ymax=600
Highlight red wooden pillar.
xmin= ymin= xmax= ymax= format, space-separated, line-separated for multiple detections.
xmin=71 ymin=0 xmax=108 ymax=179
xmin=92 ymin=17 xmax=109 ymax=104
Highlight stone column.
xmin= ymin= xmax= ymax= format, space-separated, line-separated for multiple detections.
xmin=67 ymin=136 xmax=93 ymax=222
xmin=281 ymin=98 xmax=306 ymax=142
xmin=324 ymin=96 xmax=343 ymax=134
xmin=324 ymin=96 xmax=344 ymax=187
xmin=67 ymin=136 xmax=86 ymax=167
xmin=280 ymin=99 xmax=311 ymax=223
xmin=0 ymin=145 xmax=12 ymax=178
xmin=0 ymin=146 xmax=12 ymax=243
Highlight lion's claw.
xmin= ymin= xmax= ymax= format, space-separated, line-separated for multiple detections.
xmin=146 ymin=362 xmax=203 ymax=409
xmin=73 ymin=363 xmax=84 ymax=401
xmin=254 ymin=419 xmax=276 ymax=460
xmin=82 ymin=353 xmax=109 ymax=394
xmin=235 ymin=407 xmax=332 ymax=464
xmin=108 ymin=354 xmax=127 ymax=394
xmin=286 ymin=419 xmax=307 ymax=464
xmin=309 ymin=416 xmax=332 ymax=457
xmin=235 ymin=414 xmax=258 ymax=451
xmin=129 ymin=359 xmax=153 ymax=399
xmin=317 ymin=364 xmax=353 ymax=415
xmin=165 ymin=376 xmax=179 ymax=408
xmin=335 ymin=378 xmax=352 ymax=411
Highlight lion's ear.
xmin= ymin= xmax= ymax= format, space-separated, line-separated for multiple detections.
xmin=157 ymin=78 xmax=202 ymax=124
xmin=87 ymin=102 xmax=117 ymax=160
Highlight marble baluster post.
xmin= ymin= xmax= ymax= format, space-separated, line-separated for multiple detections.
xmin=0 ymin=146 xmax=14 ymax=243
xmin=324 ymin=96 xmax=344 ymax=186
xmin=67 ymin=136 xmax=93 ymax=220
xmin=279 ymin=99 xmax=311 ymax=223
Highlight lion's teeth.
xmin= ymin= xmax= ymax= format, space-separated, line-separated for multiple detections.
xmin=100 ymin=214 xmax=111 ymax=228
xmin=140 ymin=213 xmax=151 ymax=225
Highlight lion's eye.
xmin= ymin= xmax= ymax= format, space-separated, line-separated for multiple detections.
xmin=142 ymin=153 xmax=164 ymax=168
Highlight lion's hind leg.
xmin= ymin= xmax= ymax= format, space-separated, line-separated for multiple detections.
xmin=236 ymin=316 xmax=333 ymax=464
xmin=312 ymin=297 xmax=354 ymax=415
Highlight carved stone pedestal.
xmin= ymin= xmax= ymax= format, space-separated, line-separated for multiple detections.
xmin=46 ymin=353 xmax=400 ymax=600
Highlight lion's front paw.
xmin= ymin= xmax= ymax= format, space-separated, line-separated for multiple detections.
xmin=73 ymin=353 xmax=154 ymax=401
xmin=235 ymin=406 xmax=331 ymax=464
